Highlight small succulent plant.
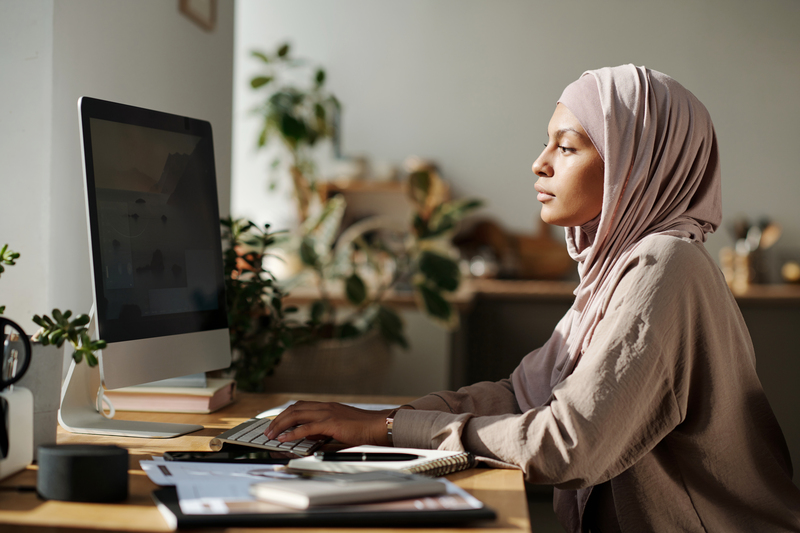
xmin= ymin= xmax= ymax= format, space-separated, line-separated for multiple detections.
xmin=32 ymin=310 xmax=107 ymax=367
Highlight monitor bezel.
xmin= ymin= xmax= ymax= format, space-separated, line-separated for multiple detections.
xmin=79 ymin=96 xmax=229 ymax=345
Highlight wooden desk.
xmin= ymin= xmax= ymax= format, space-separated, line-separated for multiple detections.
xmin=0 ymin=393 xmax=531 ymax=532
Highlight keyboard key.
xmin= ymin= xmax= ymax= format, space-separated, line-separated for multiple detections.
xmin=251 ymin=434 xmax=270 ymax=445
xmin=213 ymin=417 xmax=326 ymax=456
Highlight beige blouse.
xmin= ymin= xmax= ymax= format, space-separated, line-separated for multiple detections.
xmin=393 ymin=235 xmax=800 ymax=532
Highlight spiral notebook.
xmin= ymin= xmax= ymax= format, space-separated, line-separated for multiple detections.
xmin=286 ymin=445 xmax=476 ymax=477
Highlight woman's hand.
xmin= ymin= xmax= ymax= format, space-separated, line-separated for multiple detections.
xmin=264 ymin=401 xmax=395 ymax=447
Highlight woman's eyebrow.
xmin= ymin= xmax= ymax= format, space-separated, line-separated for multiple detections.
xmin=547 ymin=128 xmax=585 ymax=142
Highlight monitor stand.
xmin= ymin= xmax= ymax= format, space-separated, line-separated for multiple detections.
xmin=58 ymin=306 xmax=204 ymax=438
xmin=58 ymin=358 xmax=204 ymax=438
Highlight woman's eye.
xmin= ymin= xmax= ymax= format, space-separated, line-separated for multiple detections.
xmin=558 ymin=145 xmax=575 ymax=154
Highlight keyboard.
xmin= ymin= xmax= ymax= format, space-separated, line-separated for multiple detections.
xmin=209 ymin=417 xmax=327 ymax=456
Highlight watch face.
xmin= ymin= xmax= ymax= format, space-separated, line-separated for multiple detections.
xmin=386 ymin=417 xmax=394 ymax=445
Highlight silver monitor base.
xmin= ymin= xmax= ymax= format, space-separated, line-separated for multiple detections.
xmin=59 ymin=358 xmax=202 ymax=439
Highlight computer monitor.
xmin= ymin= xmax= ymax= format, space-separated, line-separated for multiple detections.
xmin=58 ymin=97 xmax=232 ymax=438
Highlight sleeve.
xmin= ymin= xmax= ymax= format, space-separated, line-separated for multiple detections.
xmin=406 ymin=377 xmax=523 ymax=415
xmin=393 ymin=254 xmax=686 ymax=488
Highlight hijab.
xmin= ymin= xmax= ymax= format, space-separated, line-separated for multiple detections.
xmin=512 ymin=65 xmax=722 ymax=410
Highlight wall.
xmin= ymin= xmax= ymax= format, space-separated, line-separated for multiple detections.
xmin=0 ymin=0 xmax=53 ymax=324
xmin=232 ymin=0 xmax=800 ymax=268
xmin=0 ymin=0 xmax=235 ymax=335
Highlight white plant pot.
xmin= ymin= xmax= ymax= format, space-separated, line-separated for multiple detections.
xmin=15 ymin=342 xmax=62 ymax=459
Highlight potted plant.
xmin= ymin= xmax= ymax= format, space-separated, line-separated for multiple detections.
xmin=3 ymin=244 xmax=105 ymax=366
xmin=1 ymin=244 xmax=106 ymax=456
xmin=249 ymin=42 xmax=341 ymax=223
xmin=220 ymin=218 xmax=306 ymax=392
xmin=256 ymin=164 xmax=482 ymax=394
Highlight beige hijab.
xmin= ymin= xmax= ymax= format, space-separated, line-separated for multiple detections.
xmin=512 ymin=65 xmax=722 ymax=410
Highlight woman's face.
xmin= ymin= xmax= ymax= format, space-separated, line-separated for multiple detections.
xmin=532 ymin=103 xmax=604 ymax=227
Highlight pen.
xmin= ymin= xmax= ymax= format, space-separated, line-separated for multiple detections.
xmin=313 ymin=452 xmax=420 ymax=462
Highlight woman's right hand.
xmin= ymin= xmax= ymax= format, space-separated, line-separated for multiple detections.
xmin=265 ymin=401 xmax=396 ymax=447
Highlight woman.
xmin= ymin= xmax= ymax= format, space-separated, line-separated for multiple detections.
xmin=267 ymin=65 xmax=800 ymax=531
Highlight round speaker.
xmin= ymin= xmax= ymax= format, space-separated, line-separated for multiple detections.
xmin=37 ymin=444 xmax=128 ymax=502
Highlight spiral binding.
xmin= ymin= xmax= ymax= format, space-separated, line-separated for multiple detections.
xmin=405 ymin=452 xmax=476 ymax=477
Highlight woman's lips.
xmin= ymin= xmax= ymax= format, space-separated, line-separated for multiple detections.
xmin=537 ymin=191 xmax=555 ymax=202
xmin=535 ymin=183 xmax=554 ymax=203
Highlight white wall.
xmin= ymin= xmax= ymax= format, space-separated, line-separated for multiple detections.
xmin=233 ymin=0 xmax=800 ymax=267
xmin=0 ymin=0 xmax=53 ymax=325
xmin=0 ymin=0 xmax=235 ymax=333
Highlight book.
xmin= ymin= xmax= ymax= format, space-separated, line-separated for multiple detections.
xmin=103 ymin=378 xmax=235 ymax=414
xmin=249 ymin=471 xmax=447 ymax=509
xmin=286 ymin=445 xmax=476 ymax=477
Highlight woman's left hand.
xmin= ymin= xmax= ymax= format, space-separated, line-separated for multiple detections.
xmin=264 ymin=401 xmax=394 ymax=447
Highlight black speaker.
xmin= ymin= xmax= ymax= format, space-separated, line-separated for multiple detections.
xmin=37 ymin=444 xmax=128 ymax=502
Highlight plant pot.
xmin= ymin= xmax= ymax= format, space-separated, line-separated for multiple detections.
xmin=16 ymin=342 xmax=62 ymax=459
xmin=263 ymin=329 xmax=392 ymax=395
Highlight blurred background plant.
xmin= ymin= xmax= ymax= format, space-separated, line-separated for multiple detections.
xmin=249 ymin=42 xmax=341 ymax=223
xmin=290 ymin=164 xmax=483 ymax=349
xmin=220 ymin=217 xmax=303 ymax=392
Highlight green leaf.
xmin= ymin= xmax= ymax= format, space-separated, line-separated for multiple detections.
xmin=314 ymin=102 xmax=325 ymax=121
xmin=416 ymin=284 xmax=452 ymax=322
xmin=345 ymin=273 xmax=367 ymax=305
xmin=251 ymin=76 xmax=273 ymax=89
xmin=279 ymin=113 xmax=307 ymax=142
xmin=72 ymin=314 xmax=90 ymax=327
xmin=251 ymin=50 xmax=270 ymax=63
xmin=419 ymin=251 xmax=460 ymax=292
xmin=310 ymin=300 xmax=327 ymax=324
xmin=277 ymin=43 xmax=290 ymax=57
xmin=412 ymin=214 xmax=428 ymax=238
xmin=299 ymin=238 xmax=319 ymax=267
xmin=377 ymin=306 xmax=408 ymax=349
xmin=338 ymin=322 xmax=360 ymax=339
xmin=315 ymin=68 xmax=326 ymax=87
xmin=408 ymin=170 xmax=431 ymax=207
xmin=50 ymin=331 xmax=64 ymax=346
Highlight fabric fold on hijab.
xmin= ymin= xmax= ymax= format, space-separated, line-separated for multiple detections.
xmin=512 ymin=65 xmax=722 ymax=410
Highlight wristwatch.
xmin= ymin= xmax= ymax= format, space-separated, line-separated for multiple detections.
xmin=385 ymin=409 xmax=399 ymax=446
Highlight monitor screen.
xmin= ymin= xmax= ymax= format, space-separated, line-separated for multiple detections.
xmin=78 ymin=97 xmax=230 ymax=392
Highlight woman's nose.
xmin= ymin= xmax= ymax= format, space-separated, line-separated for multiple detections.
xmin=532 ymin=148 xmax=552 ymax=177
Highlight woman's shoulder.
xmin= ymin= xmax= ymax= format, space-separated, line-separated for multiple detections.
xmin=620 ymin=234 xmax=725 ymax=294
xmin=632 ymin=234 xmax=714 ymax=270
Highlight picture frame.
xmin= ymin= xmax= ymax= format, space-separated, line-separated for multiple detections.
xmin=179 ymin=0 xmax=217 ymax=32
